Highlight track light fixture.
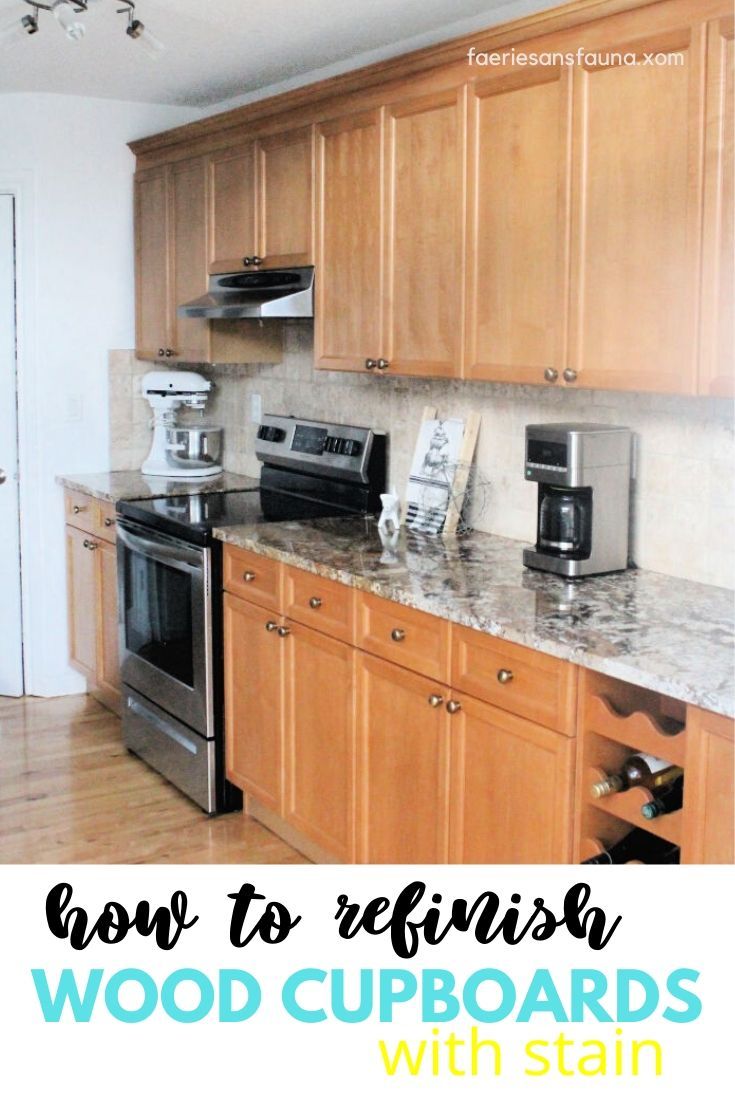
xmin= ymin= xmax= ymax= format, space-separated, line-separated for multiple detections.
xmin=0 ymin=1 xmax=165 ymax=57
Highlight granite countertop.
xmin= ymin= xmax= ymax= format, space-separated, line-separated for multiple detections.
xmin=57 ymin=470 xmax=260 ymax=503
xmin=214 ymin=515 xmax=735 ymax=718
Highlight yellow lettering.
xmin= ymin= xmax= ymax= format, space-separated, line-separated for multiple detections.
xmin=525 ymin=1040 xmax=550 ymax=1076
xmin=378 ymin=1040 xmax=426 ymax=1076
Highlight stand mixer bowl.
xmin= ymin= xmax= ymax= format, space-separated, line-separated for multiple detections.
xmin=165 ymin=426 xmax=223 ymax=470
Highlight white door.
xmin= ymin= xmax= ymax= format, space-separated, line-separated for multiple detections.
xmin=0 ymin=194 xmax=24 ymax=696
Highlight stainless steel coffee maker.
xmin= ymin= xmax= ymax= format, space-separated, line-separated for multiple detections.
xmin=523 ymin=423 xmax=632 ymax=577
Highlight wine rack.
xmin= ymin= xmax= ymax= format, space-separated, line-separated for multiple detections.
xmin=574 ymin=671 xmax=688 ymax=864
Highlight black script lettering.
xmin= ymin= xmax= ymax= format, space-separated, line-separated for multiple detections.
xmin=45 ymin=883 xmax=198 ymax=950
xmin=562 ymin=882 xmax=621 ymax=950
xmin=228 ymin=883 xmax=301 ymax=947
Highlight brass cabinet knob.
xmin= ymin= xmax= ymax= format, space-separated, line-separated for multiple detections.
xmin=377 ymin=359 xmax=390 ymax=370
xmin=251 ymin=256 xmax=264 ymax=266
xmin=428 ymin=693 xmax=444 ymax=708
xmin=365 ymin=358 xmax=377 ymax=371
xmin=390 ymin=628 xmax=406 ymax=642
xmin=309 ymin=596 xmax=322 ymax=609
xmin=544 ymin=368 xmax=558 ymax=382
xmin=446 ymin=700 xmax=462 ymax=715
xmin=277 ymin=625 xmax=291 ymax=638
xmin=158 ymin=348 xmax=165 ymax=357
xmin=563 ymin=368 xmax=578 ymax=383
xmin=165 ymin=349 xmax=177 ymax=358
xmin=265 ymin=620 xmax=278 ymax=632
xmin=243 ymin=257 xmax=253 ymax=266
xmin=243 ymin=571 xmax=256 ymax=582
xmin=104 ymin=517 xmax=114 ymax=528
xmin=83 ymin=539 xmax=98 ymax=551
xmin=497 ymin=668 xmax=514 ymax=685
xmin=72 ymin=504 xmax=85 ymax=514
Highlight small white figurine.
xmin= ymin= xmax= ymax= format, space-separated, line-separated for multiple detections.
xmin=378 ymin=486 xmax=402 ymax=534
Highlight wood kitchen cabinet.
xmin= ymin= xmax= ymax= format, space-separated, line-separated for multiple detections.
xmin=685 ymin=706 xmax=734 ymax=863
xmin=64 ymin=491 xmax=121 ymax=715
xmin=699 ymin=15 xmax=734 ymax=397
xmin=465 ymin=67 xmax=571 ymax=385
xmin=134 ymin=159 xmax=283 ymax=365
xmin=209 ymin=126 xmax=314 ymax=273
xmin=315 ymin=109 xmax=383 ymax=372
xmin=356 ymin=652 xmax=450 ymax=863
xmin=224 ymin=593 xmax=284 ymax=811
xmin=567 ymin=16 xmax=706 ymax=393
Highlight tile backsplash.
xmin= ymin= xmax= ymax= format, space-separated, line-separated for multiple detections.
xmin=110 ymin=330 xmax=735 ymax=589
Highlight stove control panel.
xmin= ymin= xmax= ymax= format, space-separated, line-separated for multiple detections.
xmin=255 ymin=414 xmax=385 ymax=485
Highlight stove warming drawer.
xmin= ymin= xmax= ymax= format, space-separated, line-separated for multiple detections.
xmin=122 ymin=687 xmax=216 ymax=814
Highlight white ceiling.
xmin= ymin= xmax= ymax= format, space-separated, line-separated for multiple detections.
xmin=0 ymin=0 xmax=555 ymax=109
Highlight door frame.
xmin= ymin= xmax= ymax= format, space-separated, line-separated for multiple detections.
xmin=1 ymin=174 xmax=41 ymax=696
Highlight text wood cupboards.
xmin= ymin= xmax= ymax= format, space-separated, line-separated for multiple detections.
xmin=567 ymin=17 xmax=706 ymax=393
xmin=209 ymin=126 xmax=314 ymax=273
xmin=465 ymin=66 xmax=572 ymax=385
xmin=699 ymin=15 xmax=734 ymax=397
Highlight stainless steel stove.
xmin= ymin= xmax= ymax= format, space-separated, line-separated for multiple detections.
xmin=116 ymin=416 xmax=387 ymax=813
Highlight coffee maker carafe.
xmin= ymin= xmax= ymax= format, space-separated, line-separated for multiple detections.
xmin=523 ymin=424 xmax=631 ymax=577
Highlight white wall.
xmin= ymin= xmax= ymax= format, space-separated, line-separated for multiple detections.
xmin=0 ymin=92 xmax=200 ymax=697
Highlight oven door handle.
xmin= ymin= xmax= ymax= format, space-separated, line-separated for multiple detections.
xmin=117 ymin=523 xmax=204 ymax=572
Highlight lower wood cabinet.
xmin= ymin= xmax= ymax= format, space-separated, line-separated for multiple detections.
xmin=64 ymin=491 xmax=120 ymax=715
xmin=356 ymin=654 xmax=450 ymax=864
xmin=449 ymin=693 xmax=574 ymax=863
xmin=224 ymin=592 xmax=356 ymax=860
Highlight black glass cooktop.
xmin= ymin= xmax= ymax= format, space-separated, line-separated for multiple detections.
xmin=117 ymin=487 xmax=361 ymax=546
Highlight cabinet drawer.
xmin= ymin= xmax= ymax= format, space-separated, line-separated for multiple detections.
xmin=223 ymin=546 xmax=282 ymax=610
xmin=452 ymin=626 xmax=577 ymax=735
xmin=284 ymin=566 xmax=353 ymax=642
xmin=64 ymin=490 xmax=95 ymax=534
xmin=93 ymin=499 xmax=118 ymax=542
xmin=355 ymin=592 xmax=451 ymax=682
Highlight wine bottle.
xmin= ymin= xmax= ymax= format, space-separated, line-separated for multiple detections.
xmin=582 ymin=828 xmax=680 ymax=865
xmin=641 ymin=775 xmax=684 ymax=820
xmin=590 ymin=753 xmax=683 ymax=799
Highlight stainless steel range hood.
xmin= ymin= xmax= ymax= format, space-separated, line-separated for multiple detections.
xmin=178 ymin=266 xmax=314 ymax=320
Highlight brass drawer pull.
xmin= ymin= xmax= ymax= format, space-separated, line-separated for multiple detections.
xmin=308 ymin=597 xmax=322 ymax=609
xmin=497 ymin=668 xmax=514 ymax=685
xmin=446 ymin=700 xmax=462 ymax=715
xmin=72 ymin=504 xmax=86 ymax=515
xmin=428 ymin=693 xmax=444 ymax=708
xmin=277 ymin=626 xmax=291 ymax=638
xmin=83 ymin=539 xmax=98 ymax=551
xmin=391 ymin=628 xmax=406 ymax=643
xmin=104 ymin=517 xmax=115 ymax=528
xmin=265 ymin=620 xmax=278 ymax=632
xmin=243 ymin=571 xmax=257 ymax=582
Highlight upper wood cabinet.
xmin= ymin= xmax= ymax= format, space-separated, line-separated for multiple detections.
xmin=465 ymin=67 xmax=571 ymax=385
xmin=209 ymin=126 xmax=314 ymax=274
xmin=134 ymin=165 xmax=170 ymax=360
xmin=699 ymin=15 xmax=734 ymax=397
xmin=134 ymin=159 xmax=283 ymax=365
xmin=568 ymin=20 xmax=705 ymax=393
xmin=315 ymin=108 xmax=384 ymax=372
xmin=382 ymin=86 xmax=466 ymax=377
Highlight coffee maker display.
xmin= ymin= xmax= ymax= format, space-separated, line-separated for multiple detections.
xmin=523 ymin=423 xmax=632 ymax=578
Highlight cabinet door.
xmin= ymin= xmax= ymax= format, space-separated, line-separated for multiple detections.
xmin=134 ymin=165 xmax=170 ymax=359
xmin=685 ymin=707 xmax=734 ymax=864
xmin=448 ymin=693 xmax=574 ymax=863
xmin=258 ymin=126 xmax=314 ymax=268
xmin=209 ymin=144 xmax=257 ymax=275
xmin=95 ymin=538 xmax=121 ymax=703
xmin=169 ymin=157 xmax=211 ymax=363
xmin=466 ymin=68 xmax=571 ymax=385
xmin=283 ymin=622 xmax=355 ymax=860
xmin=224 ymin=594 xmax=283 ymax=811
xmin=699 ymin=16 xmax=734 ymax=397
xmin=356 ymin=653 xmax=449 ymax=863
xmin=315 ymin=109 xmax=383 ymax=371
xmin=382 ymin=86 xmax=465 ymax=377
xmin=568 ymin=24 xmax=705 ymax=392
xmin=66 ymin=525 xmax=97 ymax=679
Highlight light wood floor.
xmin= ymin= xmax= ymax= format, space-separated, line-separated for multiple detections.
xmin=0 ymin=694 xmax=308 ymax=865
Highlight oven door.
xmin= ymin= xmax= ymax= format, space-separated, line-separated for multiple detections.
xmin=117 ymin=520 xmax=212 ymax=737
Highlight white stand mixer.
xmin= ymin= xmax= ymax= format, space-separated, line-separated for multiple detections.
xmin=141 ymin=371 xmax=223 ymax=479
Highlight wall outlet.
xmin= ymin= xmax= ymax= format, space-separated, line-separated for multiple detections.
xmin=250 ymin=393 xmax=262 ymax=424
